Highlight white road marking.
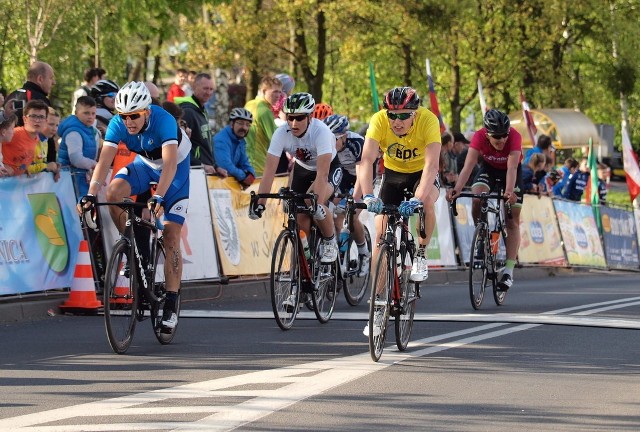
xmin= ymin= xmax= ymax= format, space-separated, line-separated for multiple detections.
xmin=4 ymin=298 xmax=638 ymax=432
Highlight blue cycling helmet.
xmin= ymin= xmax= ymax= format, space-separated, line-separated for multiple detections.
xmin=323 ymin=114 xmax=350 ymax=134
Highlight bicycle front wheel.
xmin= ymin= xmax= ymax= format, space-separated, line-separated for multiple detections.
xmin=270 ymin=230 xmax=299 ymax=330
xmin=311 ymin=255 xmax=338 ymax=324
xmin=395 ymin=278 xmax=418 ymax=352
xmin=469 ymin=224 xmax=489 ymax=310
xmin=343 ymin=226 xmax=372 ymax=306
xmin=149 ymin=240 xmax=181 ymax=344
xmin=368 ymin=244 xmax=392 ymax=362
xmin=103 ymin=239 xmax=138 ymax=354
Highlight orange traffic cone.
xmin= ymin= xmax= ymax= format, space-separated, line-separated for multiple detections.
xmin=60 ymin=240 xmax=102 ymax=313
xmin=113 ymin=264 xmax=133 ymax=305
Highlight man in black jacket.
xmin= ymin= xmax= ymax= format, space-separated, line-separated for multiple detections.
xmin=10 ymin=61 xmax=57 ymax=163
xmin=176 ymin=72 xmax=226 ymax=176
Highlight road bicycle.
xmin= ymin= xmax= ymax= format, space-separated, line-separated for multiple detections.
xmin=450 ymin=184 xmax=511 ymax=310
xmin=250 ymin=187 xmax=338 ymax=330
xmin=81 ymin=198 xmax=179 ymax=354
xmin=336 ymin=194 xmax=372 ymax=306
xmin=365 ymin=199 xmax=426 ymax=362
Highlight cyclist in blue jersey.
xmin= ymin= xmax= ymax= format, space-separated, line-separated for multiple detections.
xmin=79 ymin=81 xmax=192 ymax=330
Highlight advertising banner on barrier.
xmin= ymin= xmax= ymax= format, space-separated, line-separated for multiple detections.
xmin=600 ymin=206 xmax=639 ymax=270
xmin=99 ymin=169 xmax=221 ymax=281
xmin=0 ymin=172 xmax=83 ymax=295
xmin=450 ymin=197 xmax=506 ymax=265
xmin=410 ymin=190 xmax=457 ymax=267
xmin=519 ymin=195 xmax=566 ymax=265
xmin=208 ymin=175 xmax=289 ymax=276
xmin=553 ymin=200 xmax=606 ymax=267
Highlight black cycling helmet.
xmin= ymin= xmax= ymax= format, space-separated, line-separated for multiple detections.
xmin=383 ymin=86 xmax=420 ymax=110
xmin=283 ymin=92 xmax=315 ymax=114
xmin=90 ymin=79 xmax=119 ymax=100
xmin=483 ymin=109 xmax=511 ymax=135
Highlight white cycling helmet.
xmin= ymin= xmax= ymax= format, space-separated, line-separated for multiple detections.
xmin=229 ymin=107 xmax=253 ymax=122
xmin=283 ymin=92 xmax=315 ymax=114
xmin=115 ymin=81 xmax=152 ymax=113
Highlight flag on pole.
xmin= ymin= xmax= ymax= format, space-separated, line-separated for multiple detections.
xmin=621 ymin=121 xmax=640 ymax=202
xmin=477 ymin=79 xmax=487 ymax=115
xmin=520 ymin=90 xmax=537 ymax=147
xmin=426 ymin=59 xmax=446 ymax=133
xmin=585 ymin=137 xmax=602 ymax=233
xmin=368 ymin=62 xmax=380 ymax=113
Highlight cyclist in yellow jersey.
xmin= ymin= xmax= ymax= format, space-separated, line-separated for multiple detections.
xmin=359 ymin=87 xmax=442 ymax=283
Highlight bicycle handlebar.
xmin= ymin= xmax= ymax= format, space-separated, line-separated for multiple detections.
xmin=250 ymin=187 xmax=318 ymax=213
xmin=449 ymin=191 xmax=512 ymax=219
xmin=80 ymin=199 xmax=164 ymax=231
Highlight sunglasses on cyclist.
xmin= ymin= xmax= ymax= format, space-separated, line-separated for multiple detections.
xmin=387 ymin=111 xmax=413 ymax=121
xmin=286 ymin=114 xmax=308 ymax=122
xmin=119 ymin=110 xmax=147 ymax=121
xmin=488 ymin=132 xmax=509 ymax=140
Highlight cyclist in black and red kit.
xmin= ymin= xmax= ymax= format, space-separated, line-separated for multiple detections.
xmin=447 ymin=109 xmax=523 ymax=291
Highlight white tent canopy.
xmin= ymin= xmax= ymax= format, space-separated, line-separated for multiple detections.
xmin=509 ymin=108 xmax=600 ymax=149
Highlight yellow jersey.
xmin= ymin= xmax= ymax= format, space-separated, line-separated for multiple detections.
xmin=366 ymin=106 xmax=441 ymax=173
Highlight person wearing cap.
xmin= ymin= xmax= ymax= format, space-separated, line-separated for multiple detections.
xmin=213 ymin=108 xmax=256 ymax=189
xmin=454 ymin=131 xmax=478 ymax=187
xmin=523 ymin=134 xmax=555 ymax=165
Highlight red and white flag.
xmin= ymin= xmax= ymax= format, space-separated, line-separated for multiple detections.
xmin=621 ymin=122 xmax=640 ymax=202
xmin=520 ymin=90 xmax=537 ymax=146
xmin=425 ymin=59 xmax=446 ymax=133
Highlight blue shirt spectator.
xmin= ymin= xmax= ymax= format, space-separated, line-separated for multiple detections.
xmin=213 ymin=108 xmax=256 ymax=189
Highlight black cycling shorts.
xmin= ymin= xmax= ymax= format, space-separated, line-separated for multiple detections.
xmin=290 ymin=156 xmax=343 ymax=197
xmin=472 ymin=162 xmax=524 ymax=205
xmin=379 ymin=168 xmax=441 ymax=207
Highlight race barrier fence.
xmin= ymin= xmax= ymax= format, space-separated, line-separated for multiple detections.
xmin=1 ymin=170 xmax=639 ymax=296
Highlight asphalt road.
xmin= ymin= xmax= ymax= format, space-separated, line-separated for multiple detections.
xmin=1 ymin=270 xmax=639 ymax=431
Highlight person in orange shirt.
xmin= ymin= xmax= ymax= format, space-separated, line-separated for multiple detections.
xmin=2 ymin=99 xmax=49 ymax=176
xmin=0 ymin=111 xmax=18 ymax=176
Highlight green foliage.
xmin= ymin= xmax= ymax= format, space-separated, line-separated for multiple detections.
xmin=1 ymin=0 xmax=640 ymax=151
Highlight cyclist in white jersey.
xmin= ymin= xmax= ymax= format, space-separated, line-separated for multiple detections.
xmin=249 ymin=92 xmax=343 ymax=268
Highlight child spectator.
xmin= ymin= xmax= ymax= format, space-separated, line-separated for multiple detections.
xmin=521 ymin=153 xmax=546 ymax=193
xmin=562 ymin=158 xmax=590 ymax=201
xmin=57 ymin=96 xmax=100 ymax=199
xmin=2 ymin=99 xmax=49 ymax=176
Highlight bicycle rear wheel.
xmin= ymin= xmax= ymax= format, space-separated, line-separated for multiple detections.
xmin=149 ymin=240 xmax=181 ymax=344
xmin=311 ymin=239 xmax=338 ymax=323
xmin=368 ymin=244 xmax=392 ymax=362
xmin=270 ymin=230 xmax=299 ymax=330
xmin=103 ymin=239 xmax=138 ymax=354
xmin=343 ymin=226 xmax=372 ymax=306
xmin=469 ymin=224 xmax=490 ymax=310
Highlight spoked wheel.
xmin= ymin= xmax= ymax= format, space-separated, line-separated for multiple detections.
xmin=343 ymin=226 xmax=372 ymax=306
xmin=311 ymin=244 xmax=338 ymax=323
xmin=469 ymin=224 xmax=490 ymax=310
xmin=149 ymin=241 xmax=180 ymax=344
xmin=103 ymin=239 xmax=138 ymax=354
xmin=270 ymin=230 xmax=300 ymax=331
xmin=395 ymin=280 xmax=418 ymax=351
xmin=368 ymin=245 xmax=392 ymax=362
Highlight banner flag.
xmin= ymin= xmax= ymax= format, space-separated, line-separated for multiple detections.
xmin=621 ymin=121 xmax=640 ymax=203
xmin=586 ymin=137 xmax=602 ymax=233
xmin=369 ymin=62 xmax=380 ymax=113
xmin=477 ymin=79 xmax=487 ymax=115
xmin=426 ymin=58 xmax=446 ymax=133
xmin=520 ymin=90 xmax=537 ymax=146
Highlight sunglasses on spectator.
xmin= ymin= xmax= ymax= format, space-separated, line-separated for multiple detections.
xmin=119 ymin=110 xmax=147 ymax=121
xmin=26 ymin=114 xmax=47 ymax=121
xmin=387 ymin=112 xmax=413 ymax=121
xmin=286 ymin=114 xmax=308 ymax=122
xmin=488 ymin=132 xmax=509 ymax=140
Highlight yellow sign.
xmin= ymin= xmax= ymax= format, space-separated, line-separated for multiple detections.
xmin=207 ymin=176 xmax=289 ymax=276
